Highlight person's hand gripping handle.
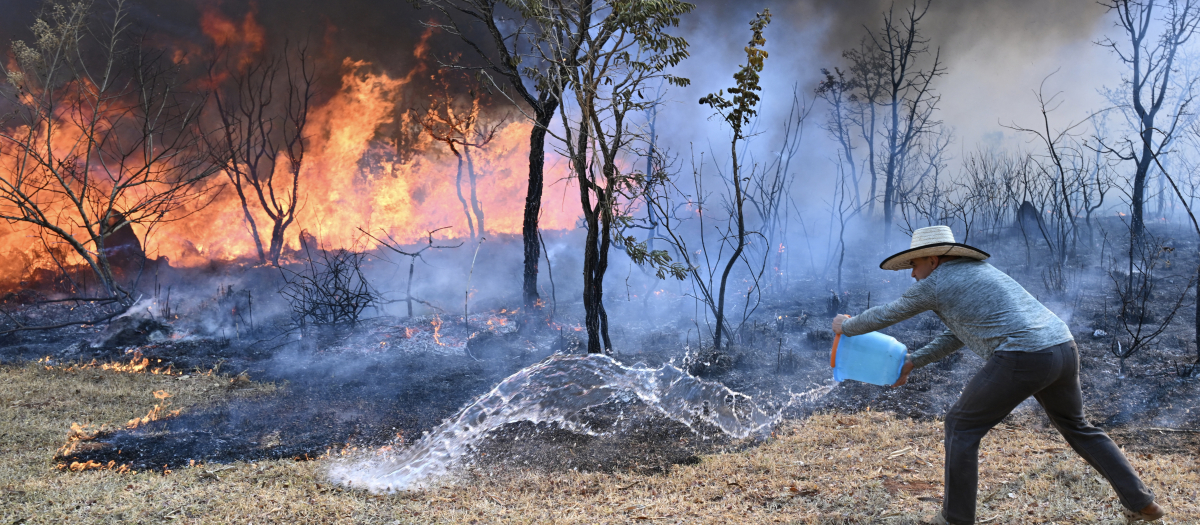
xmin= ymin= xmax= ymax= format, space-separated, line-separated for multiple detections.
xmin=831 ymin=314 xmax=850 ymax=335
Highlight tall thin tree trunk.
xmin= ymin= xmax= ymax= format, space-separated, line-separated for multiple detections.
xmin=453 ymin=151 xmax=475 ymax=239
xmin=866 ymin=104 xmax=879 ymax=217
xmin=1156 ymin=163 xmax=1165 ymax=218
xmin=1131 ymin=129 xmax=1154 ymax=243
xmin=883 ymin=96 xmax=900 ymax=245
xmin=465 ymin=144 xmax=485 ymax=236
xmin=406 ymin=257 xmax=416 ymax=317
xmin=523 ymin=106 xmax=557 ymax=309
xmin=232 ymin=178 xmax=267 ymax=265
xmin=582 ymin=201 xmax=603 ymax=354
xmin=268 ymin=222 xmax=286 ymax=266
xmin=713 ymin=136 xmax=747 ymax=350
xmin=598 ymin=189 xmax=613 ymax=352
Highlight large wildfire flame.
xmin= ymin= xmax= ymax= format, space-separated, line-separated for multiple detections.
xmin=0 ymin=8 xmax=579 ymax=276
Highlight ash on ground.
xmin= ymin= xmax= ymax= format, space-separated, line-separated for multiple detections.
xmin=4 ymin=245 xmax=1199 ymax=479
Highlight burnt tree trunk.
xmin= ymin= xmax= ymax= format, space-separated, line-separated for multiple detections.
xmin=1130 ymin=126 xmax=1154 ymax=243
xmin=581 ymin=199 xmax=602 ymax=353
xmin=580 ymin=189 xmax=613 ymax=354
xmin=268 ymin=219 xmax=289 ymax=265
xmin=882 ymin=89 xmax=899 ymax=245
xmin=598 ymin=185 xmax=613 ymax=352
xmin=522 ymin=105 xmax=557 ymax=309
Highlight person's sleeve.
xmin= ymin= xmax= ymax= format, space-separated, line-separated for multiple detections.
xmin=909 ymin=330 xmax=964 ymax=368
xmin=841 ymin=280 xmax=935 ymax=336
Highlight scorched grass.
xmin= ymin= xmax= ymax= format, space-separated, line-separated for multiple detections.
xmin=1 ymin=362 xmax=1196 ymax=524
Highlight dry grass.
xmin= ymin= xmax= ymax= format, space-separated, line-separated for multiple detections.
xmin=1 ymin=362 xmax=1196 ymax=524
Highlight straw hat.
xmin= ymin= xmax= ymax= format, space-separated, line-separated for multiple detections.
xmin=879 ymin=225 xmax=990 ymax=271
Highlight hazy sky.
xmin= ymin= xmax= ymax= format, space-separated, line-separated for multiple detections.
xmin=0 ymin=0 xmax=1137 ymax=193
xmin=665 ymin=0 xmax=1122 ymax=180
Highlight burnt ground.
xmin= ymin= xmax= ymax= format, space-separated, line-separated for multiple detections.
xmin=4 ymin=225 xmax=1200 ymax=478
xmin=35 ymin=313 xmax=759 ymax=473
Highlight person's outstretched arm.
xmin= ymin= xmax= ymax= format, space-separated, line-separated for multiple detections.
xmin=909 ymin=329 xmax=963 ymax=369
xmin=839 ymin=279 xmax=935 ymax=336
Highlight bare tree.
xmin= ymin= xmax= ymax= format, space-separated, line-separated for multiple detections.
xmin=1097 ymin=0 xmax=1200 ymax=242
xmin=844 ymin=40 xmax=889 ymax=217
xmin=1145 ymin=141 xmax=1200 ymax=376
xmin=1081 ymin=114 xmax=1117 ymax=245
xmin=894 ymin=124 xmax=952 ymax=234
xmin=208 ymin=43 xmax=316 ymax=266
xmin=0 ymin=1 xmax=216 ymax=304
xmin=1005 ymin=73 xmax=1092 ymax=265
xmin=361 ymin=226 xmax=462 ymax=317
xmin=280 ymin=240 xmax=379 ymax=334
xmin=416 ymin=0 xmax=570 ymax=311
xmin=817 ymin=68 xmax=862 ymax=209
xmin=830 ymin=155 xmax=868 ymax=295
xmin=644 ymin=13 xmax=802 ymax=352
xmin=1107 ymin=229 xmax=1194 ymax=376
xmin=420 ymin=82 xmax=505 ymax=240
xmin=865 ymin=0 xmax=946 ymax=243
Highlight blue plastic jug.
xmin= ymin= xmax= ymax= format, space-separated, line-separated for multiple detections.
xmin=831 ymin=330 xmax=907 ymax=386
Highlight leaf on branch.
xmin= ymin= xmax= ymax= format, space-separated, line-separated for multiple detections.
xmin=621 ymin=236 xmax=685 ymax=281
xmin=699 ymin=10 xmax=771 ymax=134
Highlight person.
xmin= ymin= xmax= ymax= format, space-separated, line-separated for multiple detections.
xmin=831 ymin=225 xmax=1165 ymax=525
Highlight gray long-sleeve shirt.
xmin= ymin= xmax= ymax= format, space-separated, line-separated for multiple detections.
xmin=840 ymin=258 xmax=1073 ymax=369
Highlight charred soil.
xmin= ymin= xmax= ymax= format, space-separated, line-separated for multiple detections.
xmin=4 ymin=228 xmax=1200 ymax=481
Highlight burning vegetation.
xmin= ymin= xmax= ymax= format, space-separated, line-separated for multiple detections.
xmin=1 ymin=0 xmax=1200 ymax=523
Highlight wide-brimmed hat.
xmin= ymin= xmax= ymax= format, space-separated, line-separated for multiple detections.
xmin=879 ymin=225 xmax=989 ymax=271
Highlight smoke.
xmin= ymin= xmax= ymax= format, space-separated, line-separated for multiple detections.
xmin=0 ymin=0 xmax=1131 ymax=243
xmin=661 ymin=0 xmax=1118 ymax=198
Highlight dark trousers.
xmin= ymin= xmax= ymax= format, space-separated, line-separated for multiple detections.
xmin=942 ymin=340 xmax=1154 ymax=524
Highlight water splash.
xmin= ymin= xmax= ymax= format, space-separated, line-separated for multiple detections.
xmin=328 ymin=354 xmax=782 ymax=492
xmin=788 ymin=381 xmax=838 ymax=406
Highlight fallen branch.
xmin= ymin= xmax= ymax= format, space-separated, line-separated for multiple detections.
xmin=34 ymin=297 xmax=121 ymax=305
xmin=0 ymin=306 xmax=128 ymax=336
xmin=359 ymin=226 xmax=462 ymax=318
xmin=377 ymin=297 xmax=446 ymax=313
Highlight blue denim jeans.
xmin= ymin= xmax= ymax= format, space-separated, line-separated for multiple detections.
xmin=941 ymin=340 xmax=1154 ymax=524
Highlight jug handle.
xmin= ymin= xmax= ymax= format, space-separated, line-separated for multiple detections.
xmin=830 ymin=334 xmax=840 ymax=368
xmin=830 ymin=315 xmax=850 ymax=368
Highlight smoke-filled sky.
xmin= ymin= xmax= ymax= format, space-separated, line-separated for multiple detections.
xmin=669 ymin=0 xmax=1120 ymax=177
xmin=0 ymin=0 xmax=1137 ymax=215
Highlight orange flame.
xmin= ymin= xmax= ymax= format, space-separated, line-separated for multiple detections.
xmin=60 ymin=460 xmax=131 ymax=473
xmin=153 ymin=57 xmax=579 ymax=266
xmin=126 ymin=404 xmax=182 ymax=430
xmin=0 ymin=8 xmax=580 ymax=281
xmin=200 ymin=7 xmax=265 ymax=71
xmin=38 ymin=352 xmax=207 ymax=376
xmin=431 ymin=315 xmax=445 ymax=346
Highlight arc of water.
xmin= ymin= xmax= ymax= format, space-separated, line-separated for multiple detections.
xmin=329 ymin=354 xmax=798 ymax=492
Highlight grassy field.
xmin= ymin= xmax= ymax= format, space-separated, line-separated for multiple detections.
xmin=1 ymin=361 xmax=1195 ymax=524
